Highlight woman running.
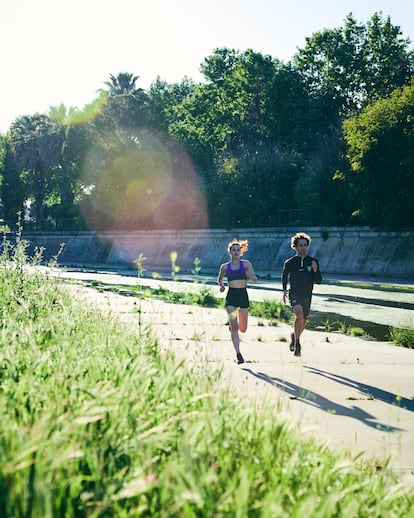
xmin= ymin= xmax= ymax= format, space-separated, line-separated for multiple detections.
xmin=218 ymin=239 xmax=258 ymax=364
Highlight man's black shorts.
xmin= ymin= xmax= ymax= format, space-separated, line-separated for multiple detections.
xmin=226 ymin=287 xmax=249 ymax=308
xmin=289 ymin=292 xmax=312 ymax=318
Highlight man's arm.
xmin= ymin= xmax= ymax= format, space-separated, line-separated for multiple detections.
xmin=281 ymin=262 xmax=289 ymax=303
xmin=312 ymin=259 xmax=322 ymax=284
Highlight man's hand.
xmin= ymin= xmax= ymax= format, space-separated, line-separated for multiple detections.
xmin=312 ymin=260 xmax=318 ymax=272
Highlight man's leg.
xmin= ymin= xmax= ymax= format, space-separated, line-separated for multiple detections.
xmin=292 ymin=304 xmax=305 ymax=340
xmin=292 ymin=304 xmax=305 ymax=356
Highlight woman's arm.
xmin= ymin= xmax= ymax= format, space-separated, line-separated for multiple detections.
xmin=244 ymin=260 xmax=258 ymax=283
xmin=218 ymin=263 xmax=227 ymax=292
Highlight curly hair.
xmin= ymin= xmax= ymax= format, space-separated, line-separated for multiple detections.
xmin=227 ymin=239 xmax=249 ymax=256
xmin=291 ymin=232 xmax=311 ymax=249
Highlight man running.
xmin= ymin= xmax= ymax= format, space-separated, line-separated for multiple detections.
xmin=282 ymin=232 xmax=322 ymax=357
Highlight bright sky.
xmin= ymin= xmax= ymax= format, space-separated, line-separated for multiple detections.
xmin=1 ymin=0 xmax=413 ymax=134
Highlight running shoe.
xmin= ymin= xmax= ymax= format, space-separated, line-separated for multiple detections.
xmin=289 ymin=332 xmax=295 ymax=351
xmin=236 ymin=353 xmax=245 ymax=364
xmin=294 ymin=342 xmax=301 ymax=357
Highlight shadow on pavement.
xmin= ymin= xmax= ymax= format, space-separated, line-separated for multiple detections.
xmin=304 ymin=366 xmax=414 ymax=412
xmin=242 ymin=368 xmax=404 ymax=432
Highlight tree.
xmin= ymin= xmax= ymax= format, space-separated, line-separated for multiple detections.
xmin=8 ymin=114 xmax=64 ymax=221
xmin=104 ymin=72 xmax=140 ymax=94
xmin=100 ymin=72 xmax=151 ymax=130
xmin=294 ymin=12 xmax=414 ymax=117
xmin=0 ymin=139 xmax=25 ymax=227
xmin=291 ymin=13 xmax=414 ymax=227
xmin=363 ymin=13 xmax=414 ymax=102
xmin=153 ymin=48 xmax=324 ymax=226
xmin=341 ymin=81 xmax=414 ymax=228
xmin=148 ymin=76 xmax=196 ymax=132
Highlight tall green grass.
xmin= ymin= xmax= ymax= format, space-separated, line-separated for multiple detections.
xmin=389 ymin=326 xmax=414 ymax=348
xmin=0 ymin=236 xmax=413 ymax=516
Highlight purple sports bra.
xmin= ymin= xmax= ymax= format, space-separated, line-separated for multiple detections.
xmin=226 ymin=261 xmax=247 ymax=281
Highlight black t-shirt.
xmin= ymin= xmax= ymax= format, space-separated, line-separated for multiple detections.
xmin=281 ymin=255 xmax=322 ymax=297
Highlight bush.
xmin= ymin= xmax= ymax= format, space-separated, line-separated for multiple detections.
xmin=389 ymin=326 xmax=414 ymax=348
xmin=250 ymin=298 xmax=291 ymax=321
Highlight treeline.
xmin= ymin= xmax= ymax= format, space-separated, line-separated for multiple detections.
xmin=0 ymin=12 xmax=413 ymax=231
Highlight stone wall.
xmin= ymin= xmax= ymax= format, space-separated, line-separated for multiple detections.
xmin=14 ymin=227 xmax=414 ymax=280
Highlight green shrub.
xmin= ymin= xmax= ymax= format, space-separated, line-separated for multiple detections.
xmin=348 ymin=326 xmax=366 ymax=337
xmin=250 ymin=298 xmax=291 ymax=321
xmin=389 ymin=326 xmax=414 ymax=348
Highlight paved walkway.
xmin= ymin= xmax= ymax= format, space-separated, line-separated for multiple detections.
xmin=53 ymin=267 xmax=414 ymax=329
xmin=65 ymin=281 xmax=414 ymax=486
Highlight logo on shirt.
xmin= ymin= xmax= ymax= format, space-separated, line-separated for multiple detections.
xmin=306 ymin=265 xmax=312 ymax=272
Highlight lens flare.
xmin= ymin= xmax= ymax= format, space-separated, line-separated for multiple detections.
xmin=49 ymin=92 xmax=109 ymax=126
xmin=80 ymin=131 xmax=208 ymax=233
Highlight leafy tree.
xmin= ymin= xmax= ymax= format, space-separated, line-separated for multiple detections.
xmin=341 ymin=81 xmax=414 ymax=228
xmin=363 ymin=13 xmax=414 ymax=101
xmin=294 ymin=127 xmax=352 ymax=226
xmin=291 ymin=12 xmax=414 ymax=227
xmin=148 ymin=76 xmax=197 ymax=132
xmin=294 ymin=12 xmax=414 ymax=117
xmin=167 ymin=48 xmax=305 ymax=225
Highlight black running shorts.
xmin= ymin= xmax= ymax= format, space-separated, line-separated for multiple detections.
xmin=226 ymin=287 xmax=249 ymax=309
xmin=289 ymin=293 xmax=312 ymax=318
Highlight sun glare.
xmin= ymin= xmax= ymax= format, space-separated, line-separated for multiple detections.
xmin=80 ymin=131 xmax=208 ymax=238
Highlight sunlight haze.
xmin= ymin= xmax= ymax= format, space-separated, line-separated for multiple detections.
xmin=1 ymin=0 xmax=413 ymax=133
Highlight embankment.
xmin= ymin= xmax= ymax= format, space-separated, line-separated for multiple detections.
xmin=14 ymin=227 xmax=414 ymax=280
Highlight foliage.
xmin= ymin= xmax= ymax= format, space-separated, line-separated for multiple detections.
xmin=294 ymin=12 xmax=414 ymax=116
xmin=250 ymin=298 xmax=292 ymax=321
xmin=0 ymin=141 xmax=25 ymax=226
xmin=1 ymin=240 xmax=414 ymax=516
xmin=389 ymin=326 xmax=414 ymax=348
xmin=100 ymin=72 xmax=152 ymax=131
xmin=7 ymin=114 xmax=66 ymax=222
xmin=1 ymin=13 xmax=414 ymax=230
xmin=348 ymin=326 xmax=366 ymax=337
xmin=341 ymin=80 xmax=414 ymax=228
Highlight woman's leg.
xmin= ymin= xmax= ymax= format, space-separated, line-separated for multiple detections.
xmin=238 ymin=308 xmax=249 ymax=333
xmin=227 ymin=305 xmax=241 ymax=354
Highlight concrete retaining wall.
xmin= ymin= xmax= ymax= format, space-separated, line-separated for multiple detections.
xmin=15 ymin=227 xmax=414 ymax=280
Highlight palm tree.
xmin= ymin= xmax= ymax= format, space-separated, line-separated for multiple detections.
xmin=104 ymin=72 xmax=141 ymax=95
xmin=100 ymin=72 xmax=151 ymax=130
xmin=0 ymin=138 xmax=25 ymax=227
xmin=8 ymin=114 xmax=64 ymax=221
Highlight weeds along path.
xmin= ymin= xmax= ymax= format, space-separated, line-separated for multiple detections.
xmin=63 ymin=281 xmax=414 ymax=485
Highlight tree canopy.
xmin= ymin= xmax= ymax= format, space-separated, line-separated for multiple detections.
xmin=1 ymin=13 xmax=413 ymax=231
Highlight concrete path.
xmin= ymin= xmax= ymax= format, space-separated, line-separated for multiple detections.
xmin=50 ymin=267 xmax=414 ymax=330
xmin=65 ymin=281 xmax=414 ymax=486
